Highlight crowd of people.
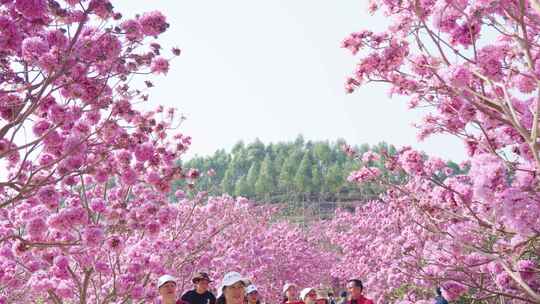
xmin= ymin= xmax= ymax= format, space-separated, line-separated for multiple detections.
xmin=155 ymin=271 xmax=374 ymax=304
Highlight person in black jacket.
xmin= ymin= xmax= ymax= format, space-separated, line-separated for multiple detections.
xmin=182 ymin=272 xmax=216 ymax=304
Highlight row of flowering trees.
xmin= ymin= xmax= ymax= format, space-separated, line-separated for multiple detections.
xmin=0 ymin=1 xmax=335 ymax=303
xmin=323 ymin=0 xmax=540 ymax=303
xmin=3 ymin=0 xmax=540 ymax=303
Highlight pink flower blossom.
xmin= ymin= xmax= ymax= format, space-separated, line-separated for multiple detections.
xmin=150 ymin=57 xmax=169 ymax=75
xmin=139 ymin=11 xmax=169 ymax=36
xmin=0 ymin=16 xmax=22 ymax=52
xmin=120 ymin=168 xmax=137 ymax=185
xmin=447 ymin=65 xmax=472 ymax=88
xmin=38 ymin=186 xmax=60 ymax=209
xmin=361 ymin=151 xmax=380 ymax=163
xmin=135 ymin=143 xmax=154 ymax=162
xmin=347 ymin=167 xmax=381 ymax=184
xmin=90 ymin=198 xmax=106 ymax=213
xmin=513 ymin=74 xmax=536 ymax=93
xmin=441 ymin=281 xmax=467 ymax=301
xmin=22 ymin=37 xmax=49 ymax=62
xmin=106 ymin=236 xmax=123 ymax=251
xmin=32 ymin=120 xmax=51 ymax=137
xmin=83 ymin=226 xmax=104 ymax=247
xmin=88 ymin=0 xmax=113 ymax=19
xmin=469 ymin=153 xmax=506 ymax=201
xmin=15 ymin=0 xmax=47 ymax=20
xmin=121 ymin=19 xmax=143 ymax=41
xmin=399 ymin=149 xmax=424 ymax=175
xmin=55 ymin=281 xmax=74 ymax=299
xmin=27 ymin=217 xmax=47 ymax=239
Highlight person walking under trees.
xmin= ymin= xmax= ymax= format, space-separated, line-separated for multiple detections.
xmin=345 ymin=279 xmax=374 ymax=304
xmin=282 ymin=283 xmax=300 ymax=304
xmin=245 ymin=284 xmax=261 ymax=304
xmin=156 ymin=275 xmax=185 ymax=304
xmin=182 ymin=272 xmax=217 ymax=304
xmin=216 ymin=272 xmax=251 ymax=304
xmin=300 ymin=288 xmax=317 ymax=304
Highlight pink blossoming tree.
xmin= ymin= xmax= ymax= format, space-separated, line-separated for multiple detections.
xmin=192 ymin=200 xmax=335 ymax=304
xmin=0 ymin=1 xmax=337 ymax=303
xmin=0 ymin=0 xmax=192 ymax=302
xmin=327 ymin=0 xmax=540 ymax=303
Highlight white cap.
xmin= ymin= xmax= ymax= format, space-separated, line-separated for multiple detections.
xmin=217 ymin=272 xmax=250 ymax=298
xmin=158 ymin=274 xmax=176 ymax=288
xmin=282 ymin=283 xmax=297 ymax=294
xmin=300 ymin=288 xmax=315 ymax=301
xmin=246 ymin=284 xmax=258 ymax=294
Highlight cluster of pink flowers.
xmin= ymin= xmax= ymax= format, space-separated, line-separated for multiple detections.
xmin=139 ymin=11 xmax=169 ymax=37
xmin=347 ymin=167 xmax=381 ymax=184
xmin=0 ymin=1 xmax=187 ymax=302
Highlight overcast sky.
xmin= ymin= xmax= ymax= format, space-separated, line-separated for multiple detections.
xmin=114 ymin=0 xmax=466 ymax=162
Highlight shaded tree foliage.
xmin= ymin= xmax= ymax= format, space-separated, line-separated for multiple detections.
xmin=173 ymin=137 xmax=447 ymax=204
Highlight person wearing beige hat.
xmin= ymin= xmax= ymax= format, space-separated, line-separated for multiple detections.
xmin=182 ymin=272 xmax=216 ymax=304
xmin=156 ymin=274 xmax=185 ymax=304
xmin=299 ymin=288 xmax=317 ymax=304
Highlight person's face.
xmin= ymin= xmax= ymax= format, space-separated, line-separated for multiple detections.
xmin=196 ymin=279 xmax=210 ymax=292
xmin=286 ymin=286 xmax=297 ymax=299
xmin=346 ymin=282 xmax=362 ymax=299
xmin=159 ymin=281 xmax=177 ymax=298
xmin=304 ymin=290 xmax=317 ymax=304
xmin=224 ymin=282 xmax=245 ymax=304
xmin=247 ymin=291 xmax=258 ymax=303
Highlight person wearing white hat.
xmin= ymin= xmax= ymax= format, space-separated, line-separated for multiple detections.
xmin=300 ymin=288 xmax=317 ymax=304
xmin=157 ymin=274 xmax=183 ymax=304
xmin=216 ymin=272 xmax=251 ymax=304
xmin=282 ymin=283 xmax=298 ymax=304
xmin=245 ymin=284 xmax=261 ymax=304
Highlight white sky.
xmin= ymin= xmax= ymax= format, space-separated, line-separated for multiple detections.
xmin=114 ymin=0 xmax=466 ymax=162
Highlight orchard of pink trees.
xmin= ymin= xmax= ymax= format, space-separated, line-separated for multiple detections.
xmin=0 ymin=0 xmax=333 ymax=303
xmin=329 ymin=0 xmax=540 ymax=303
xmin=1 ymin=0 xmax=540 ymax=303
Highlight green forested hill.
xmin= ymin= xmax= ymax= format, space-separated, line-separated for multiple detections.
xmin=174 ymin=136 xmax=408 ymax=204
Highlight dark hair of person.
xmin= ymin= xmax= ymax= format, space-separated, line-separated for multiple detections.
xmin=245 ymin=299 xmax=261 ymax=304
xmin=347 ymin=279 xmax=363 ymax=290
xmin=282 ymin=296 xmax=288 ymax=304
xmin=217 ymin=295 xmax=226 ymax=304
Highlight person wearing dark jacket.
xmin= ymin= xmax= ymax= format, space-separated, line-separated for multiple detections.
xmin=182 ymin=272 xmax=216 ymax=304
